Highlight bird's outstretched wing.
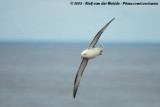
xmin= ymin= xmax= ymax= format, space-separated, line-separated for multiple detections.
xmin=73 ymin=58 xmax=88 ymax=98
xmin=88 ymin=18 xmax=115 ymax=49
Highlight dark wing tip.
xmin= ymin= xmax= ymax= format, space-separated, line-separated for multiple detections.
xmin=73 ymin=77 xmax=80 ymax=99
xmin=73 ymin=85 xmax=77 ymax=99
xmin=73 ymin=89 xmax=76 ymax=99
xmin=112 ymin=17 xmax=115 ymax=20
xmin=73 ymin=72 xmax=78 ymax=99
xmin=108 ymin=17 xmax=115 ymax=24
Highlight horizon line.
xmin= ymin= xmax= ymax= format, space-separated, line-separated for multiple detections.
xmin=0 ymin=41 xmax=160 ymax=46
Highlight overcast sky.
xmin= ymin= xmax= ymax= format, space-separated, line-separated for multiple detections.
xmin=0 ymin=0 xmax=160 ymax=43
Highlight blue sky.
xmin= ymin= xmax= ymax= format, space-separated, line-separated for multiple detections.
xmin=0 ymin=0 xmax=160 ymax=43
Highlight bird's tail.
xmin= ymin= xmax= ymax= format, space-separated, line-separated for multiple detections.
xmin=98 ymin=44 xmax=103 ymax=55
xmin=98 ymin=44 xmax=103 ymax=49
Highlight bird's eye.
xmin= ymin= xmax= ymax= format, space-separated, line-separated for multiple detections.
xmin=84 ymin=53 xmax=86 ymax=55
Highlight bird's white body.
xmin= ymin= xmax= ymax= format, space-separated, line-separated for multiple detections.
xmin=81 ymin=44 xmax=103 ymax=59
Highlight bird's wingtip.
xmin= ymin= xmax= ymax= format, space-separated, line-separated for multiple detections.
xmin=73 ymin=90 xmax=76 ymax=99
xmin=73 ymin=85 xmax=77 ymax=99
xmin=112 ymin=17 xmax=115 ymax=21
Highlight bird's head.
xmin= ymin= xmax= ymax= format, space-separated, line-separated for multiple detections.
xmin=81 ymin=49 xmax=88 ymax=59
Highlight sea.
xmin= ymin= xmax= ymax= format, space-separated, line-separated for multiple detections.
xmin=0 ymin=42 xmax=160 ymax=107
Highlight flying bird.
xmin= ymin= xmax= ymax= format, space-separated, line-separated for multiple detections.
xmin=73 ymin=18 xmax=115 ymax=98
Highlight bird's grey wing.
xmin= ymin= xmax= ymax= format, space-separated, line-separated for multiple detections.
xmin=88 ymin=18 xmax=115 ymax=49
xmin=73 ymin=58 xmax=89 ymax=98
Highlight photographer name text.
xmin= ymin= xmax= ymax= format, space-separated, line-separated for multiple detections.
xmin=70 ymin=1 xmax=158 ymax=6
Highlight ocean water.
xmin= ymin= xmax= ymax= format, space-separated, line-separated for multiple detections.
xmin=0 ymin=43 xmax=160 ymax=107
